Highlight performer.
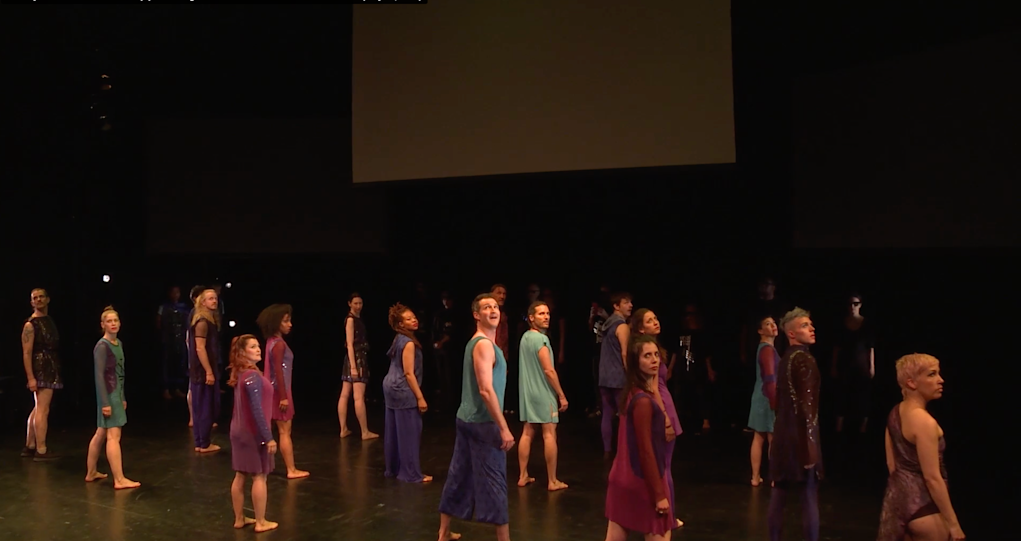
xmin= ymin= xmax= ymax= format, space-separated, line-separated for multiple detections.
xmin=189 ymin=288 xmax=222 ymax=453
xmin=431 ymin=291 xmax=458 ymax=411
xmin=604 ymin=334 xmax=676 ymax=541
xmin=156 ymin=286 xmax=189 ymax=401
xmin=748 ymin=315 xmax=779 ymax=487
xmin=227 ymin=335 xmax=279 ymax=533
xmin=516 ymin=301 xmax=569 ymax=491
xmin=85 ymin=306 xmax=140 ymax=489
xmin=877 ymin=354 xmax=964 ymax=541
xmin=383 ymin=303 xmax=432 ymax=483
xmin=437 ymin=293 xmax=516 ymax=541
xmin=629 ymin=308 xmax=684 ymax=529
xmin=21 ymin=288 xmax=62 ymax=461
xmin=768 ymin=308 xmax=822 ymax=541
xmin=258 ymin=303 xmax=309 ymax=479
xmin=832 ymin=292 xmax=876 ymax=435
xmin=185 ymin=285 xmax=204 ymax=428
xmin=598 ymin=292 xmax=632 ymax=455
xmin=490 ymin=284 xmax=514 ymax=416
xmin=339 ymin=292 xmax=379 ymax=439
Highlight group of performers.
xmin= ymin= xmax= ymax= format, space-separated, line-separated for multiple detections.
xmin=17 ymin=286 xmax=964 ymax=540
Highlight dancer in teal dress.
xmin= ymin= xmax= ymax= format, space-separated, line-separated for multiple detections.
xmin=747 ymin=315 xmax=779 ymax=487
xmin=85 ymin=306 xmax=140 ymax=489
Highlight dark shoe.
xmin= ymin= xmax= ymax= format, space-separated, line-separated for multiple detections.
xmin=20 ymin=447 xmax=36 ymax=458
xmin=33 ymin=451 xmax=61 ymax=461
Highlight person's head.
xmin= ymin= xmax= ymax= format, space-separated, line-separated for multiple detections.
xmin=440 ymin=290 xmax=453 ymax=310
xmin=196 ymin=288 xmax=218 ymax=311
xmin=189 ymin=285 xmax=205 ymax=303
xmin=348 ymin=292 xmax=364 ymax=315
xmin=610 ymin=292 xmax=633 ymax=318
xmin=227 ymin=334 xmax=262 ymax=387
xmin=630 ymin=308 xmax=661 ymax=337
xmin=847 ymin=292 xmax=863 ymax=317
xmin=525 ymin=283 xmax=541 ymax=303
xmin=256 ymin=304 xmax=293 ymax=339
xmin=527 ymin=301 xmax=550 ymax=331
xmin=100 ymin=305 xmax=120 ymax=335
xmin=388 ymin=302 xmax=420 ymax=333
xmin=30 ymin=288 xmax=49 ymax=312
xmin=758 ymin=277 xmax=776 ymax=298
xmin=683 ymin=303 xmax=702 ymax=330
xmin=169 ymin=286 xmax=181 ymax=303
xmin=780 ymin=307 xmax=815 ymax=346
xmin=619 ymin=334 xmax=661 ymax=410
xmin=756 ymin=315 xmax=778 ymax=339
xmin=472 ymin=293 xmax=501 ymax=330
xmin=895 ymin=353 xmax=943 ymax=402
xmin=490 ymin=284 xmax=507 ymax=306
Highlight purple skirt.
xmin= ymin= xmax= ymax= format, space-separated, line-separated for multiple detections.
xmin=231 ymin=429 xmax=275 ymax=475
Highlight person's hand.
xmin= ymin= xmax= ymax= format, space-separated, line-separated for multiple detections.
xmin=418 ymin=398 xmax=428 ymax=413
xmin=267 ymin=440 xmax=278 ymax=454
xmin=559 ymin=396 xmax=569 ymax=412
xmin=123 ymin=401 xmax=127 ymax=411
xmin=27 ymin=378 xmax=38 ymax=392
xmin=655 ymin=498 xmax=669 ymax=515
xmin=499 ymin=427 xmax=515 ymax=451
xmin=205 ymin=372 xmax=215 ymax=385
xmin=949 ymin=524 xmax=965 ymax=540
xmin=279 ymin=399 xmax=289 ymax=411
xmin=102 ymin=406 xmax=112 ymax=417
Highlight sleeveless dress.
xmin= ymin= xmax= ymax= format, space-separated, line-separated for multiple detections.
xmin=747 ymin=342 xmax=778 ymax=432
xmin=28 ymin=315 xmax=63 ymax=389
xmin=877 ymin=405 xmax=948 ymax=540
xmin=264 ymin=336 xmax=295 ymax=421
xmin=342 ymin=314 xmax=370 ymax=383
xmin=94 ymin=338 xmax=127 ymax=428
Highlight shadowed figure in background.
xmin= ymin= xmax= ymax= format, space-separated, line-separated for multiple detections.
xmin=431 ymin=291 xmax=458 ymax=412
xmin=156 ymin=285 xmax=189 ymax=401
xmin=832 ymin=292 xmax=876 ymax=436
xmin=258 ymin=303 xmax=309 ymax=479
xmin=21 ymin=288 xmax=63 ymax=461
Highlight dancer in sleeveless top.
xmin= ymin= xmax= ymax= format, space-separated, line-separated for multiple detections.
xmin=21 ymin=288 xmax=63 ymax=461
xmin=258 ymin=303 xmax=309 ymax=479
xmin=877 ymin=354 xmax=964 ymax=541
xmin=339 ymin=292 xmax=379 ymax=439
xmin=383 ymin=303 xmax=431 ymax=483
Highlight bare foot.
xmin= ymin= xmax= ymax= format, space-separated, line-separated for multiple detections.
xmin=547 ymin=480 xmax=568 ymax=491
xmin=340 ymin=429 xmax=353 ymax=439
xmin=114 ymin=478 xmax=141 ymax=489
xmin=422 ymin=475 xmax=433 ymax=483
xmin=287 ymin=470 xmax=311 ymax=479
xmin=85 ymin=472 xmax=109 ymax=482
xmin=438 ymin=533 xmax=462 ymax=541
xmin=188 ymin=420 xmax=193 ymax=427
xmin=234 ymin=517 xmax=257 ymax=529
xmin=212 ymin=423 xmax=219 ymax=428
xmin=196 ymin=444 xmax=221 ymax=453
xmin=675 ymin=519 xmax=684 ymax=528
xmin=254 ymin=520 xmax=279 ymax=533
xmin=517 ymin=476 xmax=535 ymax=487
xmin=751 ymin=477 xmax=763 ymax=487
xmin=362 ymin=432 xmax=380 ymax=440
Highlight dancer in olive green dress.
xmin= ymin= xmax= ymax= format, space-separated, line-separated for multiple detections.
xmin=85 ymin=306 xmax=140 ymax=489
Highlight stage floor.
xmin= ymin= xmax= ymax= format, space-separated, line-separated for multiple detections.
xmin=0 ymin=407 xmax=893 ymax=541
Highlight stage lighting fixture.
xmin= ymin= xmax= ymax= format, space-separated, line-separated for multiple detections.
xmin=225 ymin=282 xmax=232 ymax=289
xmin=228 ymin=320 xmax=236 ymax=328
xmin=102 ymin=275 xmax=110 ymax=283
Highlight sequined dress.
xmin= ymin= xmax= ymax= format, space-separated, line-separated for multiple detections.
xmin=342 ymin=314 xmax=370 ymax=383
xmin=263 ymin=336 xmax=295 ymax=421
xmin=28 ymin=315 xmax=63 ymax=389
xmin=770 ymin=345 xmax=823 ymax=484
xmin=230 ymin=369 xmax=276 ymax=475
xmin=877 ymin=405 xmax=948 ymax=540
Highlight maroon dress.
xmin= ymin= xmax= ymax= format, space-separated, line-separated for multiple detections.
xmin=877 ymin=406 xmax=948 ymax=540
xmin=263 ymin=337 xmax=295 ymax=421
xmin=230 ymin=369 xmax=275 ymax=475
xmin=605 ymin=390 xmax=675 ymax=536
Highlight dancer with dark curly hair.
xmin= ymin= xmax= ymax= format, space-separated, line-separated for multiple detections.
xmin=383 ymin=303 xmax=431 ymax=483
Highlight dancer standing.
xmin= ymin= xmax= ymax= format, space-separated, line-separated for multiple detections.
xmin=516 ymin=301 xmax=569 ymax=491
xmin=768 ymin=308 xmax=822 ymax=541
xmin=598 ymin=292 xmax=632 ymax=456
xmin=189 ymin=288 xmax=222 ymax=453
xmin=604 ymin=334 xmax=676 ymax=541
xmin=383 ymin=303 xmax=431 ymax=483
xmin=877 ymin=354 xmax=964 ymax=541
xmin=437 ymin=293 xmax=516 ymax=541
xmin=21 ymin=288 xmax=62 ymax=461
xmin=748 ymin=315 xmax=779 ymax=487
xmin=339 ymin=292 xmax=379 ymax=439
xmin=85 ymin=306 xmax=140 ymax=489
xmin=227 ymin=335 xmax=279 ymax=533
xmin=258 ymin=304 xmax=309 ymax=479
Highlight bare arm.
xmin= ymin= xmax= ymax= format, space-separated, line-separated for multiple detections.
xmin=869 ymin=347 xmax=875 ymax=378
xmin=473 ymin=340 xmax=510 ymax=434
xmin=345 ymin=317 xmax=356 ymax=374
xmin=538 ymin=345 xmax=566 ymax=401
xmin=22 ymin=323 xmax=34 ymax=381
xmin=884 ymin=427 xmax=895 ymax=474
xmin=616 ymin=324 xmax=630 ymax=368
xmin=193 ymin=320 xmax=214 ymax=376
xmin=402 ymin=342 xmax=425 ymax=402
xmin=913 ymin=413 xmax=960 ymax=530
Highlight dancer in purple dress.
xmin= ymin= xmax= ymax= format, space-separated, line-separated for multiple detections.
xmin=227 ymin=335 xmax=279 ymax=533
xmin=382 ymin=303 xmax=432 ymax=483
xmin=258 ymin=304 xmax=309 ymax=479
xmin=605 ymin=334 xmax=676 ymax=541
xmin=629 ymin=308 xmax=684 ymax=530
xmin=878 ymin=354 xmax=964 ymax=541
xmin=339 ymin=292 xmax=379 ymax=440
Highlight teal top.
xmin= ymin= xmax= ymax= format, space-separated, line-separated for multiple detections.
xmin=518 ymin=330 xmax=559 ymax=424
xmin=456 ymin=335 xmax=507 ymax=424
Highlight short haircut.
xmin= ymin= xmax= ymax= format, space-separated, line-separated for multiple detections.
xmin=472 ymin=293 xmax=496 ymax=314
xmin=895 ymin=353 xmax=939 ymax=389
xmin=527 ymin=301 xmax=549 ymax=317
xmin=610 ymin=291 xmax=632 ymax=309
xmin=490 ymin=283 xmax=506 ymax=292
xmin=780 ymin=307 xmax=811 ymax=332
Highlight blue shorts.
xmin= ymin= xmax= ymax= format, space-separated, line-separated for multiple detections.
xmin=438 ymin=419 xmax=509 ymax=526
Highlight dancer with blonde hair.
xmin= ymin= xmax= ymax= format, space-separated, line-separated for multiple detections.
xmin=189 ymin=288 xmax=222 ymax=453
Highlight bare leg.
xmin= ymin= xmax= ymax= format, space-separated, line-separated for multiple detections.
xmin=495 ymin=523 xmax=511 ymax=541
xmin=353 ymin=383 xmax=378 ymax=439
xmin=276 ymin=420 xmax=309 ymax=479
xmin=436 ymin=513 xmax=462 ymax=540
xmin=105 ymin=427 xmax=140 ymax=489
xmin=517 ymin=423 xmax=535 ymax=486
xmin=231 ymin=472 xmax=256 ymax=528
xmin=85 ymin=428 xmax=109 ymax=482
xmin=25 ymin=408 xmax=37 ymax=449
xmin=905 ymin=513 xmax=950 ymax=541
xmin=187 ymin=388 xmax=193 ymax=427
xmin=750 ymin=431 xmax=765 ymax=485
xmin=338 ymin=382 xmax=352 ymax=437
xmin=605 ymin=520 xmax=627 ymax=541
xmin=645 ymin=532 xmax=671 ymax=541
xmin=543 ymin=423 xmax=567 ymax=491
xmin=251 ymin=474 xmax=278 ymax=532
xmin=33 ymin=389 xmax=54 ymax=454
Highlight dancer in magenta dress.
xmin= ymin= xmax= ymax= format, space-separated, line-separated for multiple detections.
xmin=258 ymin=304 xmax=309 ymax=479
xmin=605 ymin=335 xmax=676 ymax=541
xmin=227 ymin=335 xmax=279 ymax=533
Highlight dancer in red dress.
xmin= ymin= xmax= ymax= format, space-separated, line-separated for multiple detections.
xmin=258 ymin=304 xmax=309 ymax=479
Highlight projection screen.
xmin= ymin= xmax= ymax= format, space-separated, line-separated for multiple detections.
xmin=352 ymin=0 xmax=735 ymax=183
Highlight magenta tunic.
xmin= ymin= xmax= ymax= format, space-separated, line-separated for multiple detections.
xmin=263 ymin=336 xmax=295 ymax=421
xmin=230 ymin=369 xmax=275 ymax=475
